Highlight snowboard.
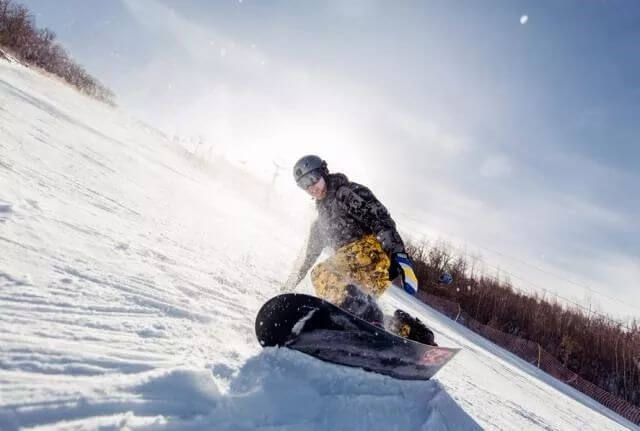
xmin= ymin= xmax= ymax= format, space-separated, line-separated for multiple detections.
xmin=255 ymin=293 xmax=459 ymax=380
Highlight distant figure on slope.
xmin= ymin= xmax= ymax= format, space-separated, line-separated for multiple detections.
xmin=286 ymin=154 xmax=437 ymax=345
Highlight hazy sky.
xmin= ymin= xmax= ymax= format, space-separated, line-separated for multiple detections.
xmin=21 ymin=0 xmax=640 ymax=319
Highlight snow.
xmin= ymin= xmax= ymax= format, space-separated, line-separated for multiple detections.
xmin=291 ymin=309 xmax=317 ymax=337
xmin=0 ymin=59 xmax=637 ymax=430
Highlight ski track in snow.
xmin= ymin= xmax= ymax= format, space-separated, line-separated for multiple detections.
xmin=0 ymin=60 xmax=637 ymax=430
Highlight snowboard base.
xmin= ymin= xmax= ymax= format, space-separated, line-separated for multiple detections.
xmin=255 ymin=293 xmax=459 ymax=380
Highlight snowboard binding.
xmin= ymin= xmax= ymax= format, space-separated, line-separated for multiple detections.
xmin=390 ymin=309 xmax=437 ymax=346
xmin=338 ymin=284 xmax=385 ymax=328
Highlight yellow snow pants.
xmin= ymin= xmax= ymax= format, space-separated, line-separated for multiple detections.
xmin=310 ymin=235 xmax=391 ymax=305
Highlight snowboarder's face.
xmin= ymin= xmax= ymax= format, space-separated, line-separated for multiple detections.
xmin=306 ymin=176 xmax=327 ymax=200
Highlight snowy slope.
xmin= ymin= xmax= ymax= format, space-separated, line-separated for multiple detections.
xmin=0 ymin=60 xmax=637 ymax=431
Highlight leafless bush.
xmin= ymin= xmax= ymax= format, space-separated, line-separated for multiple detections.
xmin=0 ymin=0 xmax=115 ymax=105
xmin=409 ymin=241 xmax=640 ymax=407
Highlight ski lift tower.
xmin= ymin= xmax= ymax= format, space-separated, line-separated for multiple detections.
xmin=266 ymin=160 xmax=285 ymax=207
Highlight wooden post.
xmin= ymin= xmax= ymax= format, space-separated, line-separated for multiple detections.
xmin=537 ymin=343 xmax=542 ymax=368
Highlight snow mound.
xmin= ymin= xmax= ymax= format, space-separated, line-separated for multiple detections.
xmin=208 ymin=348 xmax=480 ymax=430
xmin=0 ymin=351 xmax=480 ymax=430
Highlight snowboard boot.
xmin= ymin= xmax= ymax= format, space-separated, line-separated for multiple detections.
xmin=390 ymin=309 xmax=437 ymax=346
xmin=339 ymin=284 xmax=385 ymax=328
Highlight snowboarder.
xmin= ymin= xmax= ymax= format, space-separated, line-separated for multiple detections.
xmin=286 ymin=155 xmax=437 ymax=345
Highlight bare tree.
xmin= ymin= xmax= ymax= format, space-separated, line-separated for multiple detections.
xmin=410 ymin=240 xmax=640 ymax=406
xmin=0 ymin=0 xmax=115 ymax=105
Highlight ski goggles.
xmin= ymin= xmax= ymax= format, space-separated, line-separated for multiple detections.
xmin=296 ymin=169 xmax=323 ymax=189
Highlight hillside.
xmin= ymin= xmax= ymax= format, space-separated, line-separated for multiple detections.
xmin=0 ymin=59 xmax=636 ymax=430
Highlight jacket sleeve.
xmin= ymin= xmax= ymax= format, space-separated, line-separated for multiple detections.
xmin=297 ymin=220 xmax=325 ymax=280
xmin=336 ymin=183 xmax=405 ymax=255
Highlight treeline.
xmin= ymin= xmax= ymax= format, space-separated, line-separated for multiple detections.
xmin=407 ymin=241 xmax=640 ymax=406
xmin=0 ymin=0 xmax=115 ymax=105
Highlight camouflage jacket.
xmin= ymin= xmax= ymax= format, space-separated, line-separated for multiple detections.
xmin=298 ymin=173 xmax=405 ymax=279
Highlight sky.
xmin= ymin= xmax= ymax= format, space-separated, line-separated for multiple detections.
xmin=19 ymin=0 xmax=640 ymax=320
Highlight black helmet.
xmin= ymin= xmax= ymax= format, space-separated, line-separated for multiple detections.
xmin=293 ymin=155 xmax=328 ymax=188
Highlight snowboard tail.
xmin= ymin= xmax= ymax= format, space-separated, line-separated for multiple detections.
xmin=255 ymin=293 xmax=459 ymax=380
